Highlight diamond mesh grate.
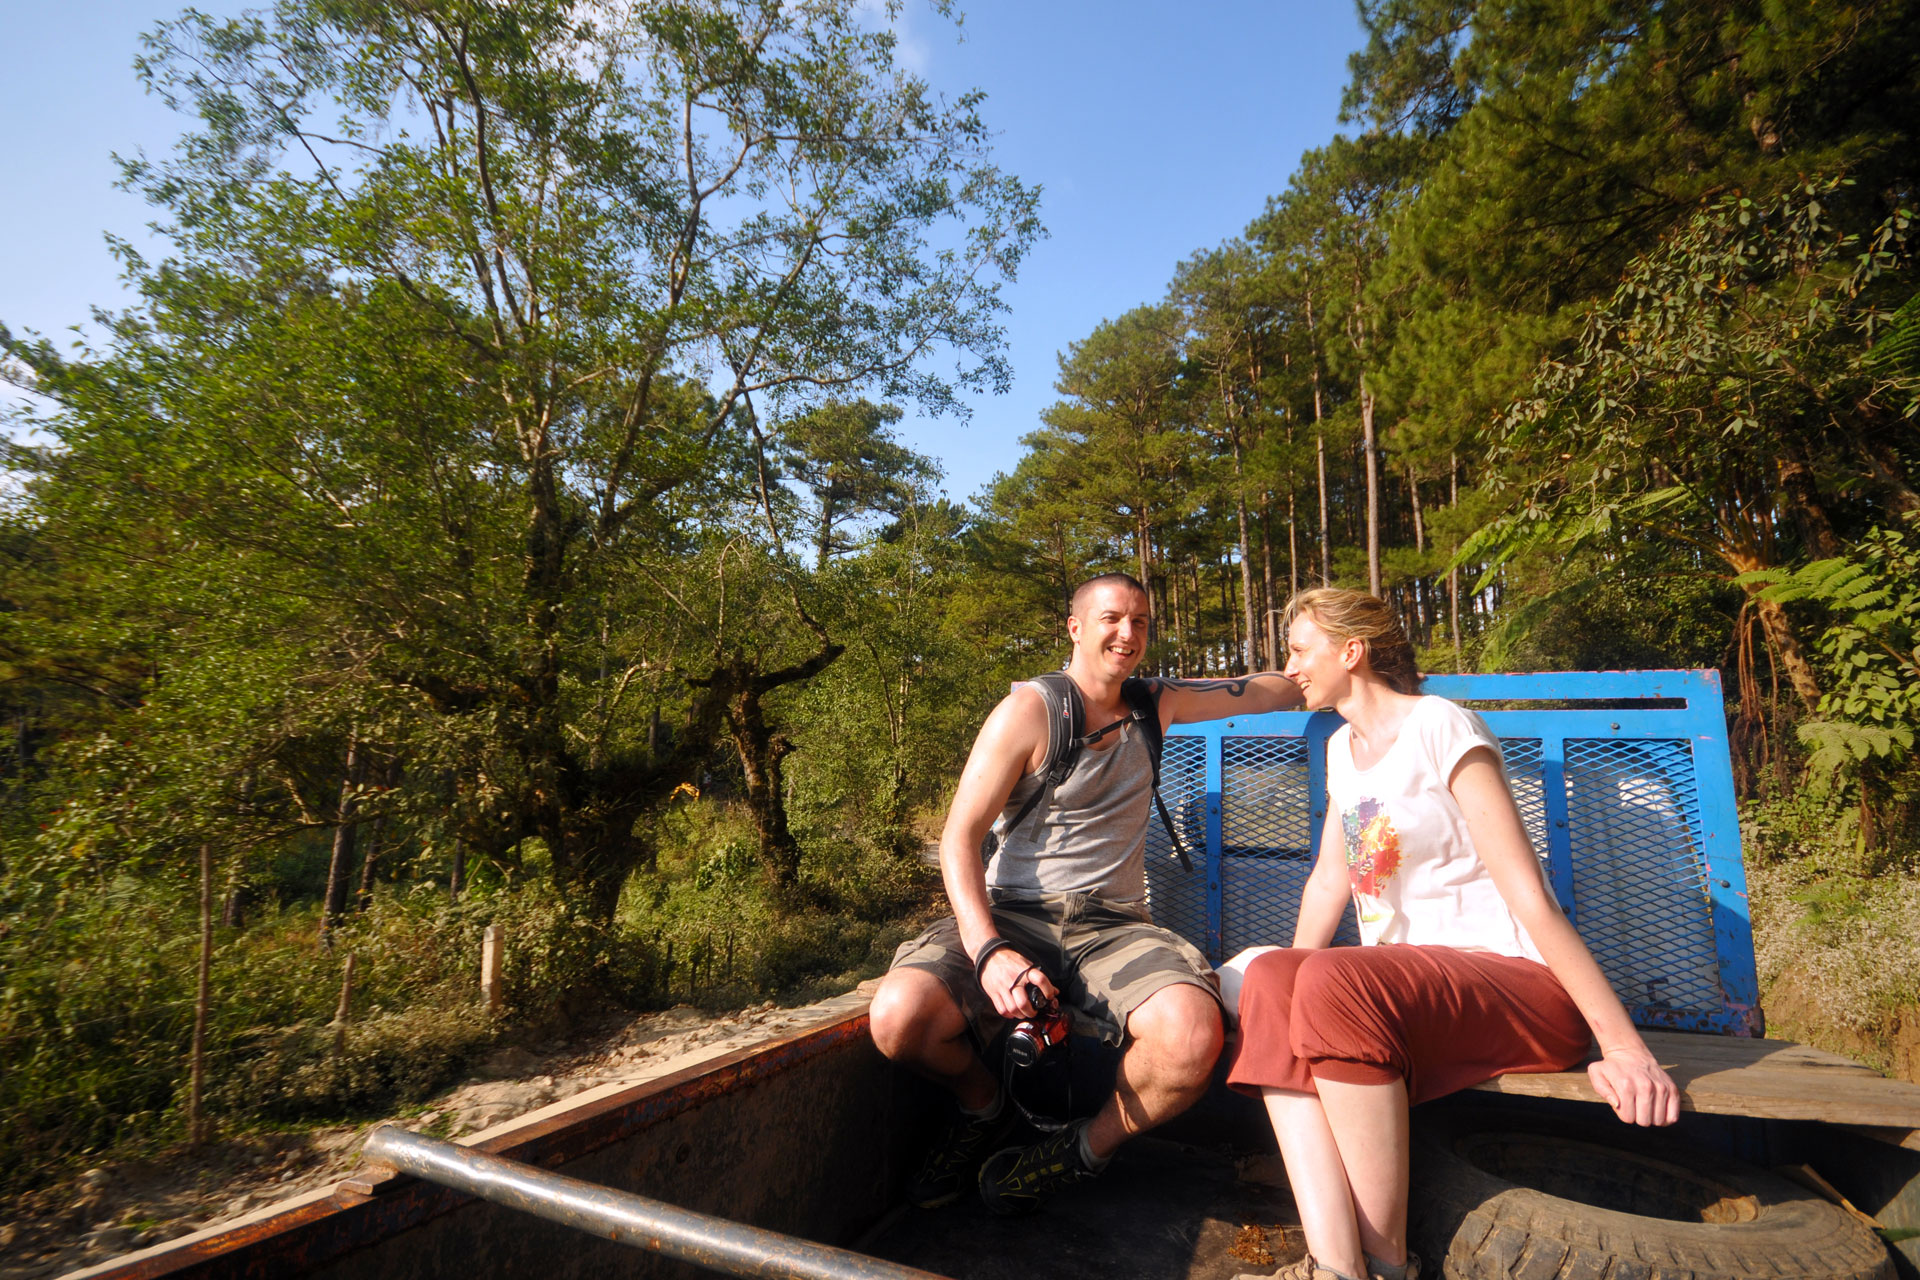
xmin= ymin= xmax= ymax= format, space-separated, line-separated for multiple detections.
xmin=1564 ymin=739 xmax=1722 ymax=1014
xmin=1143 ymin=736 xmax=1208 ymax=947
xmin=1221 ymin=737 xmax=1307 ymax=954
xmin=1218 ymin=737 xmax=1357 ymax=954
xmin=1498 ymin=738 xmax=1550 ymax=860
xmin=1222 ymin=737 xmax=1312 ymax=856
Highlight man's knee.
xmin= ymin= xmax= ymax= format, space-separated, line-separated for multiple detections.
xmin=1125 ymin=981 xmax=1225 ymax=1081
xmin=870 ymin=967 xmax=966 ymax=1063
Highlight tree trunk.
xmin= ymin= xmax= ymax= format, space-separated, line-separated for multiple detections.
xmin=355 ymin=819 xmax=382 ymax=913
xmin=221 ymin=861 xmax=247 ymax=930
xmin=1408 ymin=463 xmax=1425 ymax=554
xmin=1136 ymin=513 xmax=1152 ymax=623
xmin=1450 ymin=453 xmax=1462 ymax=673
xmin=1260 ymin=500 xmax=1279 ymax=670
xmin=731 ymin=693 xmax=801 ymax=887
xmin=1306 ymin=290 xmax=1332 ymax=587
xmin=1751 ymin=591 xmax=1822 ymax=711
xmin=1859 ymin=435 xmax=1920 ymax=517
xmin=1230 ymin=433 xmax=1258 ymax=673
xmin=1169 ymin=558 xmax=1187 ymax=675
xmin=1725 ymin=551 xmax=1822 ymax=710
xmin=1219 ymin=552 xmax=1238 ymax=675
xmin=190 ymin=842 xmax=212 ymax=1147
xmin=1774 ymin=442 xmax=1840 ymax=558
xmin=694 ymin=643 xmax=844 ymax=890
xmin=1362 ymin=382 xmax=1381 ymax=597
xmin=1287 ymin=484 xmax=1300 ymax=603
xmin=1193 ymin=558 xmax=1209 ymax=674
xmin=320 ymin=736 xmax=363 ymax=941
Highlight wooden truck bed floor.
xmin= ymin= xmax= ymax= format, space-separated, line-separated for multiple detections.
xmin=858 ymin=1136 xmax=1303 ymax=1280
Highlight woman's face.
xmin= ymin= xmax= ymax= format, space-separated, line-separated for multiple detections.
xmin=1284 ymin=612 xmax=1353 ymax=710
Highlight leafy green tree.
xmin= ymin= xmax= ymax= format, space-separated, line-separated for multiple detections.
xmin=1039 ymin=305 xmax=1191 ymax=647
xmin=779 ymin=399 xmax=937 ymax=569
xmin=1173 ymin=242 xmax=1283 ymax=668
xmin=2 ymin=0 xmax=1039 ymax=916
xmin=1468 ymin=183 xmax=1918 ymax=706
xmin=1253 ymin=134 xmax=1420 ymax=599
xmin=1746 ymin=525 xmax=1920 ymax=866
xmin=1360 ymin=0 xmax=1920 ymax=492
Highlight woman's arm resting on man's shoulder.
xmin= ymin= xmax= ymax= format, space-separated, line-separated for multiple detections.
xmin=1450 ymin=747 xmax=1681 ymax=1127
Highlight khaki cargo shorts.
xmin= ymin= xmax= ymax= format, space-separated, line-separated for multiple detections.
xmin=888 ymin=890 xmax=1220 ymax=1046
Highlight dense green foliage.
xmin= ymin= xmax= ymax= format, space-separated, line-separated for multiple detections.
xmin=3 ymin=0 xmax=1919 ymax=1195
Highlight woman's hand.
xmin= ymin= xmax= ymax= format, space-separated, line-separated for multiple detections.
xmin=1587 ymin=1044 xmax=1681 ymax=1126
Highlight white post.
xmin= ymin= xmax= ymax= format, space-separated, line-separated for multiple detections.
xmin=480 ymin=924 xmax=504 ymax=1014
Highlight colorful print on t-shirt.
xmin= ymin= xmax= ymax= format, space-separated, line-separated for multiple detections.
xmin=1341 ymin=797 xmax=1403 ymax=897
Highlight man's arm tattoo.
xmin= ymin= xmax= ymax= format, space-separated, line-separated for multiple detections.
xmin=1163 ymin=677 xmax=1252 ymax=697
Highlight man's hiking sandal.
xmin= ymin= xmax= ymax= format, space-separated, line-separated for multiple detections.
xmin=975 ymin=1121 xmax=1100 ymax=1215
xmin=905 ymin=1102 xmax=1025 ymax=1209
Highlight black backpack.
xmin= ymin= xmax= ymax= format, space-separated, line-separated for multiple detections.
xmin=980 ymin=671 xmax=1195 ymax=872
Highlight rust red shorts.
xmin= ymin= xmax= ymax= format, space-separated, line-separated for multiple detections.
xmin=1225 ymin=945 xmax=1591 ymax=1104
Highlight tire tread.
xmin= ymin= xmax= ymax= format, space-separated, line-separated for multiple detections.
xmin=1410 ymin=1111 xmax=1893 ymax=1280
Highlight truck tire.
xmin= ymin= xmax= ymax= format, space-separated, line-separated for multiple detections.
xmin=1409 ymin=1108 xmax=1893 ymax=1280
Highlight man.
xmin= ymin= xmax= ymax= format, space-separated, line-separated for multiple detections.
xmin=869 ymin=572 xmax=1306 ymax=1214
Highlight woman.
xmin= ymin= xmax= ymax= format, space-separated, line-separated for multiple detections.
xmin=1226 ymin=589 xmax=1679 ymax=1280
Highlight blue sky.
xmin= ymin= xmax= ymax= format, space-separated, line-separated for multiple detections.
xmin=0 ymin=1 xmax=1366 ymax=504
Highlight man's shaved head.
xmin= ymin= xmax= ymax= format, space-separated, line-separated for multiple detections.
xmin=1070 ymin=572 xmax=1148 ymax=617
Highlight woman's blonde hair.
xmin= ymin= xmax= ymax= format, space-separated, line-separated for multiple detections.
xmin=1282 ymin=588 xmax=1421 ymax=695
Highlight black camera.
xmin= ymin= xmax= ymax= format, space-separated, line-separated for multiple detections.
xmin=1004 ymin=982 xmax=1071 ymax=1068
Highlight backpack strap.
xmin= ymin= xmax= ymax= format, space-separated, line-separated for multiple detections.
xmin=1122 ymin=677 xmax=1195 ymax=873
xmin=980 ymin=672 xmax=1083 ymax=860
xmin=979 ymin=673 xmax=1195 ymax=874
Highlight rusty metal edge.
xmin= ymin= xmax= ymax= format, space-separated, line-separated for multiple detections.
xmin=76 ymin=1001 xmax=876 ymax=1280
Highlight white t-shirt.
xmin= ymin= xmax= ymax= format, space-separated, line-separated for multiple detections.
xmin=1326 ymin=695 xmax=1551 ymax=963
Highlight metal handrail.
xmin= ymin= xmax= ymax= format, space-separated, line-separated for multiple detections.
xmin=362 ymin=1127 xmax=950 ymax=1280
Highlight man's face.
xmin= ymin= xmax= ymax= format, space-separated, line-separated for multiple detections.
xmin=1068 ymin=583 xmax=1151 ymax=680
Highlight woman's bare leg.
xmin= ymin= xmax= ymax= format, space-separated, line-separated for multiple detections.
xmin=1315 ymin=1076 xmax=1411 ymax=1267
xmin=1261 ymin=1087 xmax=1367 ymax=1279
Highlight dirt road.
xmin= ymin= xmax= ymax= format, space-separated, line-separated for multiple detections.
xmin=2 ymin=996 xmax=858 ymax=1280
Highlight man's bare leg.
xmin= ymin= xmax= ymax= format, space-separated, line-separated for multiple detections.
xmin=871 ymin=966 xmax=1030 ymax=1208
xmin=1085 ymin=982 xmax=1225 ymax=1158
xmin=868 ymin=966 xmax=998 ymax=1110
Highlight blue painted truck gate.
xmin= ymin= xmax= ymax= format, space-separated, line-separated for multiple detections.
xmin=1145 ymin=669 xmax=1762 ymax=1037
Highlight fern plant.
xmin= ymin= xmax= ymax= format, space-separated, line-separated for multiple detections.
xmin=1743 ymin=526 xmax=1920 ymax=794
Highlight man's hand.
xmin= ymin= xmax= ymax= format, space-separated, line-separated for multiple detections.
xmin=978 ymin=946 xmax=1058 ymax=1020
xmin=1587 ymin=1045 xmax=1681 ymax=1126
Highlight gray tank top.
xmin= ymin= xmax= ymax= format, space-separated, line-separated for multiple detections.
xmin=984 ymin=715 xmax=1153 ymax=903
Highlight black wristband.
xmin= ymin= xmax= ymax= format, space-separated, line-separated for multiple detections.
xmin=972 ymin=937 xmax=1014 ymax=985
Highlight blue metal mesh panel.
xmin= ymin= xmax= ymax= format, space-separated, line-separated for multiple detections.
xmin=1564 ymin=739 xmax=1722 ymax=1015
xmin=1220 ymin=737 xmax=1308 ymax=956
xmin=1222 ymin=737 xmax=1312 ymax=855
xmin=1219 ymin=737 xmax=1357 ymax=954
xmin=1498 ymin=738 xmax=1550 ymax=860
xmin=1223 ymin=857 xmax=1320 ymax=955
xmin=1143 ymin=735 xmax=1208 ymax=948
